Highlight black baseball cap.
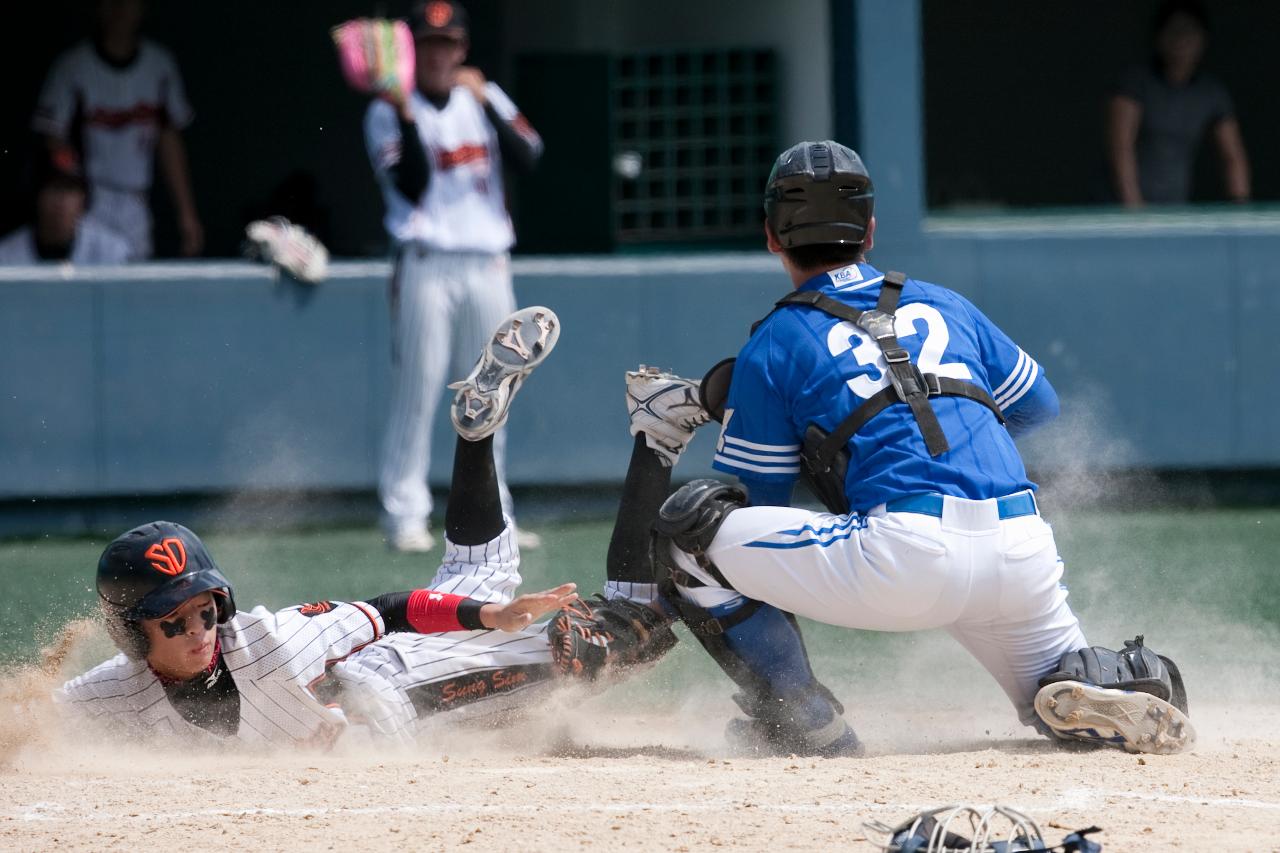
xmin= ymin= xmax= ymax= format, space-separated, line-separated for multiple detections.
xmin=408 ymin=0 xmax=468 ymax=40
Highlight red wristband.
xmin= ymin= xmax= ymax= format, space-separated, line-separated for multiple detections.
xmin=406 ymin=589 xmax=469 ymax=633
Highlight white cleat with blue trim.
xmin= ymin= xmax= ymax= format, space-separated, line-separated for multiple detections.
xmin=1034 ymin=680 xmax=1196 ymax=755
xmin=626 ymin=365 xmax=710 ymax=467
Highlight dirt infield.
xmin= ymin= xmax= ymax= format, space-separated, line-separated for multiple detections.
xmin=4 ymin=683 xmax=1278 ymax=852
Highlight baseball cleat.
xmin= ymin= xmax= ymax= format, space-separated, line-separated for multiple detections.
xmin=1034 ymin=680 xmax=1196 ymax=755
xmin=626 ymin=365 xmax=710 ymax=467
xmin=450 ymin=306 xmax=560 ymax=441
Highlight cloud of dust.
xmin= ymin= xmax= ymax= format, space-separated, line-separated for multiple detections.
xmin=0 ymin=619 xmax=99 ymax=769
xmin=1022 ymin=387 xmax=1158 ymax=514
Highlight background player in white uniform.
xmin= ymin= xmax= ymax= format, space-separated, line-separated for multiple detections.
xmin=0 ymin=154 xmax=129 ymax=266
xmin=54 ymin=308 xmax=689 ymax=745
xmin=32 ymin=0 xmax=203 ymax=260
xmin=363 ymin=0 xmax=544 ymax=553
xmin=651 ymin=141 xmax=1195 ymax=757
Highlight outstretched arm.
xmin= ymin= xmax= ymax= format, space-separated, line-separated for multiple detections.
xmin=363 ymin=583 xmax=577 ymax=634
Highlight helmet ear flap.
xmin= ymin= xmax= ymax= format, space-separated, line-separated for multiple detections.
xmin=212 ymin=588 xmax=236 ymax=625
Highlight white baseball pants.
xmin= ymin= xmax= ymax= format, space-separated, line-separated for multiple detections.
xmin=674 ymin=492 xmax=1088 ymax=726
xmin=379 ymin=247 xmax=517 ymax=539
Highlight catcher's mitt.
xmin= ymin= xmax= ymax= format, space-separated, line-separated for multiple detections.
xmin=331 ymin=18 xmax=415 ymax=102
xmin=549 ymin=595 xmax=677 ymax=681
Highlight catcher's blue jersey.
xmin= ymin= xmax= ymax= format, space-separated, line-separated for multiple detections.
xmin=712 ymin=263 xmax=1056 ymax=513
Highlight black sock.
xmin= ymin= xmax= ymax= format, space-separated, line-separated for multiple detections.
xmin=606 ymin=435 xmax=674 ymax=584
xmin=444 ymin=436 xmax=505 ymax=546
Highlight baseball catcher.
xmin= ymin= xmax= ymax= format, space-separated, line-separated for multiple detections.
xmin=639 ymin=139 xmax=1194 ymax=756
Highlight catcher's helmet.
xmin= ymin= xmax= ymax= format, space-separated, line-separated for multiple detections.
xmin=96 ymin=521 xmax=236 ymax=659
xmin=763 ymin=140 xmax=874 ymax=248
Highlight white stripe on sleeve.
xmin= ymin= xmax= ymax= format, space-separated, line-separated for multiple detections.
xmin=992 ymin=350 xmax=1029 ymax=399
xmin=713 ymin=454 xmax=801 ymax=475
xmin=721 ymin=435 xmax=800 ymax=453
xmin=997 ymin=359 xmax=1040 ymax=409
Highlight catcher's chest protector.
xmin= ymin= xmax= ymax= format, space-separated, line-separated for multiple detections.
xmin=764 ymin=271 xmax=1006 ymax=459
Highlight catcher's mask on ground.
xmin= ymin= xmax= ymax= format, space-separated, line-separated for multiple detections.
xmin=763 ymin=140 xmax=874 ymax=248
xmin=96 ymin=521 xmax=237 ymax=659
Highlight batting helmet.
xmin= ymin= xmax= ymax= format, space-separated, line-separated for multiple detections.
xmin=763 ymin=140 xmax=874 ymax=248
xmin=96 ymin=521 xmax=237 ymax=659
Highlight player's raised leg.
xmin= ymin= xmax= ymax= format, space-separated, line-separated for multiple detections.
xmin=425 ymin=306 xmax=559 ymax=604
xmin=548 ymin=367 xmax=709 ymax=682
xmin=604 ymin=366 xmax=711 ymax=603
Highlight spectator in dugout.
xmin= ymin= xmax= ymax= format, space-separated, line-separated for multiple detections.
xmin=0 ymin=150 xmax=129 ymax=266
xmin=1107 ymin=0 xmax=1251 ymax=207
xmin=32 ymin=0 xmax=203 ymax=260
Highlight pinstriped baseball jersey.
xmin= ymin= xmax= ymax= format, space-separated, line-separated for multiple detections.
xmin=56 ymin=601 xmax=385 ymax=746
xmin=713 ymin=262 xmax=1047 ymax=512
xmin=365 ymin=83 xmax=535 ymax=251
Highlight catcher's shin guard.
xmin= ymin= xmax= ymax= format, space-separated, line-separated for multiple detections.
xmin=670 ymin=594 xmax=861 ymax=757
xmin=652 ymin=479 xmax=859 ymax=756
xmin=1034 ymin=636 xmax=1195 ymax=754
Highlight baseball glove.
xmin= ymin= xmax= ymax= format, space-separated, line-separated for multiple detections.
xmin=330 ymin=18 xmax=415 ymax=102
xmin=549 ymin=595 xmax=677 ymax=681
xmin=243 ymin=217 xmax=329 ymax=284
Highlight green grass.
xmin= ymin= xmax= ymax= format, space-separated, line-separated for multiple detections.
xmin=4 ymin=508 xmax=1279 ymax=703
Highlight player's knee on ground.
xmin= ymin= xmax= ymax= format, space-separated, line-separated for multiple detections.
xmin=651 ymin=478 xmax=747 ymax=590
xmin=549 ymin=595 xmax=677 ymax=681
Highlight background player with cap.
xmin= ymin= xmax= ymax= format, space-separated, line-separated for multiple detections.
xmin=54 ymin=307 xmax=702 ymax=744
xmin=648 ymin=140 xmax=1196 ymax=757
xmin=360 ymin=0 xmax=545 ymax=553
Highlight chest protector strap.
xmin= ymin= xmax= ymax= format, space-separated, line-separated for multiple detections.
xmin=773 ymin=271 xmax=1005 ymax=462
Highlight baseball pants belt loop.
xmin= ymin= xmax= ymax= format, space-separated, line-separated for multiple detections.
xmin=885 ymin=491 xmax=1038 ymax=520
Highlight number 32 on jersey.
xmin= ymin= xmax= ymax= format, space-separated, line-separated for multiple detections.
xmin=827 ymin=303 xmax=972 ymax=399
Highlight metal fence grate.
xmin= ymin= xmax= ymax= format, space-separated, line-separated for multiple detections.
xmin=611 ymin=48 xmax=777 ymax=244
